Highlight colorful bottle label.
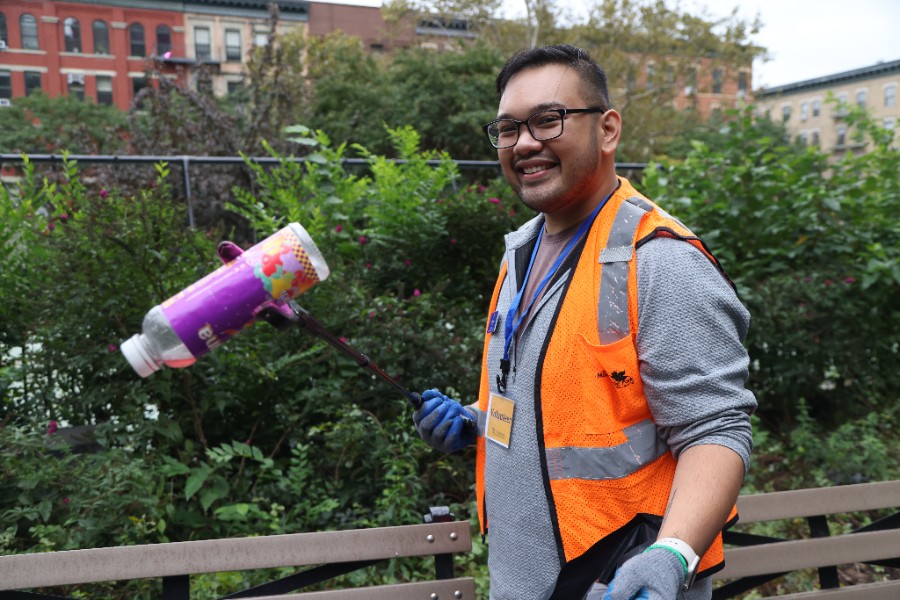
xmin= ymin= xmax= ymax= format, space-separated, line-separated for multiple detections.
xmin=160 ymin=223 xmax=329 ymax=358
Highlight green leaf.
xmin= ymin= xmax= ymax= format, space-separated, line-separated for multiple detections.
xmin=185 ymin=464 xmax=212 ymax=501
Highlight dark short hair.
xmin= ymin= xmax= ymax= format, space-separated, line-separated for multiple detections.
xmin=495 ymin=44 xmax=611 ymax=110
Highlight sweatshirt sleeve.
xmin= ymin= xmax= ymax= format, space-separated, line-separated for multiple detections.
xmin=635 ymin=237 xmax=757 ymax=471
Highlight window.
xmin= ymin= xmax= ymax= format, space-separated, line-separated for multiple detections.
xmin=156 ymin=24 xmax=172 ymax=56
xmin=129 ymin=23 xmax=145 ymax=57
xmin=812 ymin=99 xmax=821 ymax=117
xmin=0 ymin=70 xmax=11 ymax=100
xmin=884 ymin=117 xmax=896 ymax=131
xmin=0 ymin=12 xmax=7 ymax=47
xmin=645 ymin=63 xmax=655 ymax=90
xmin=856 ymin=89 xmax=867 ymax=108
xmin=68 ymin=74 xmax=85 ymax=100
xmin=25 ymin=71 xmax=42 ymax=95
xmin=64 ymin=17 xmax=81 ymax=52
xmin=132 ymin=76 xmax=147 ymax=105
xmin=684 ymin=69 xmax=697 ymax=96
xmin=797 ymin=133 xmax=807 ymax=146
xmin=96 ymin=75 xmax=113 ymax=106
xmin=93 ymin=20 xmax=109 ymax=54
xmin=21 ymin=14 xmax=39 ymax=50
xmin=227 ymin=80 xmax=242 ymax=95
xmin=836 ymin=93 xmax=848 ymax=116
xmin=781 ymin=104 xmax=792 ymax=123
xmin=254 ymin=31 xmax=268 ymax=47
xmin=836 ymin=126 xmax=847 ymax=148
xmin=712 ymin=69 xmax=723 ymax=94
xmin=811 ymin=131 xmax=820 ymax=147
xmin=885 ymin=85 xmax=896 ymax=108
xmin=738 ymin=72 xmax=748 ymax=96
xmin=225 ymin=28 xmax=241 ymax=61
xmin=800 ymin=102 xmax=808 ymax=122
xmin=194 ymin=26 xmax=211 ymax=60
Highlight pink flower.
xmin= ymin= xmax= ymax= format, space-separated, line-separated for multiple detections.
xmin=413 ymin=289 xmax=421 ymax=297
xmin=340 ymin=336 xmax=348 ymax=343
xmin=404 ymin=259 xmax=411 ymax=267
xmin=47 ymin=221 xmax=56 ymax=232
xmin=107 ymin=343 xmax=118 ymax=353
xmin=450 ymin=238 xmax=458 ymax=245
xmin=62 ymin=497 xmax=70 ymax=505
xmin=48 ymin=420 xmax=58 ymax=435
xmin=368 ymin=310 xmax=376 ymax=319
xmin=59 ymin=213 xmax=69 ymax=221
xmin=488 ymin=197 xmax=501 ymax=204
xmin=99 ymin=189 xmax=109 ymax=200
xmin=358 ymin=236 xmax=368 ymax=245
xmin=334 ymin=225 xmax=343 ymax=233
xmin=478 ymin=185 xmax=486 ymax=192
xmin=804 ymin=277 xmax=812 ymax=283
xmin=365 ymin=262 xmax=373 ymax=270
xmin=844 ymin=277 xmax=856 ymax=284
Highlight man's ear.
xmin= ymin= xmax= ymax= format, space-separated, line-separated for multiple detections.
xmin=600 ymin=109 xmax=622 ymax=153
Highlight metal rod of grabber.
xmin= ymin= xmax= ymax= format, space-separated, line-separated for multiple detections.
xmin=287 ymin=304 xmax=424 ymax=409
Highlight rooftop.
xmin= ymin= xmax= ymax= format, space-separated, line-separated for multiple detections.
xmin=756 ymin=58 xmax=900 ymax=97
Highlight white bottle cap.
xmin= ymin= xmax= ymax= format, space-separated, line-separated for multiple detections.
xmin=121 ymin=334 xmax=161 ymax=378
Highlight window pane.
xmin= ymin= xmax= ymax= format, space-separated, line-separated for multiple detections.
xmin=225 ymin=29 xmax=241 ymax=61
xmin=856 ymin=90 xmax=867 ymax=107
xmin=254 ymin=32 xmax=268 ymax=47
xmin=21 ymin=14 xmax=39 ymax=50
xmin=68 ymin=78 xmax=85 ymax=100
xmin=64 ymin=17 xmax=81 ymax=52
xmin=194 ymin=26 xmax=211 ymax=60
xmin=93 ymin=20 xmax=109 ymax=54
xmin=25 ymin=71 xmax=42 ymax=95
xmin=129 ymin=23 xmax=145 ymax=57
xmin=712 ymin=69 xmax=723 ymax=94
xmin=156 ymin=25 xmax=171 ymax=55
xmin=885 ymin=86 xmax=896 ymax=108
xmin=0 ymin=70 xmax=11 ymax=100
xmin=96 ymin=75 xmax=113 ymax=106
xmin=1 ymin=13 xmax=8 ymax=47
xmin=812 ymin=100 xmax=821 ymax=117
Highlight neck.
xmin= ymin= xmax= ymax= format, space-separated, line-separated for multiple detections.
xmin=543 ymin=178 xmax=620 ymax=235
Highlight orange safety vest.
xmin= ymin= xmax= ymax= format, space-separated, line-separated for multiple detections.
xmin=475 ymin=178 xmax=737 ymax=583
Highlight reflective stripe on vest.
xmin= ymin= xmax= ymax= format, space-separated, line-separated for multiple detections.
xmin=597 ymin=197 xmax=649 ymax=344
xmin=545 ymin=419 xmax=669 ymax=480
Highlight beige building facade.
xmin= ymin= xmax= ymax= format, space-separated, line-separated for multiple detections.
xmin=754 ymin=59 xmax=900 ymax=154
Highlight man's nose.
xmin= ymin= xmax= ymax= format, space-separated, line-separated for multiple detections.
xmin=513 ymin=125 xmax=543 ymax=154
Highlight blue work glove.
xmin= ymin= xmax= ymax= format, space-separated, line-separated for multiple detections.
xmin=603 ymin=547 xmax=685 ymax=600
xmin=413 ymin=389 xmax=477 ymax=453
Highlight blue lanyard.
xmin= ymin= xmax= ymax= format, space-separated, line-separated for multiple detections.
xmin=499 ymin=191 xmax=615 ymax=389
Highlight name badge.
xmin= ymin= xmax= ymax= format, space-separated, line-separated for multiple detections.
xmin=486 ymin=310 xmax=499 ymax=334
xmin=486 ymin=392 xmax=515 ymax=448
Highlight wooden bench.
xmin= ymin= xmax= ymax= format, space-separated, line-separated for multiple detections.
xmin=0 ymin=512 xmax=475 ymax=600
xmin=713 ymin=480 xmax=900 ymax=598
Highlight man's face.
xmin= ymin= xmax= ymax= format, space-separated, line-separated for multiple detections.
xmin=496 ymin=64 xmax=615 ymax=228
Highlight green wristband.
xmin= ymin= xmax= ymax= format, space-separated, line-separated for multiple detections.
xmin=645 ymin=543 xmax=689 ymax=579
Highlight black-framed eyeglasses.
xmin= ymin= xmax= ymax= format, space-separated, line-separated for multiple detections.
xmin=483 ymin=107 xmax=606 ymax=149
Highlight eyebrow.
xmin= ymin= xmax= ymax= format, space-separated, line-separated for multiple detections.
xmin=496 ymin=101 xmax=566 ymax=120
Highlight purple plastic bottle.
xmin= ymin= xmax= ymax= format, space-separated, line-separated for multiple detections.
xmin=121 ymin=223 xmax=329 ymax=377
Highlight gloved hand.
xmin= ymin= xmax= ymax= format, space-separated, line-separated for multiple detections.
xmin=413 ymin=389 xmax=477 ymax=453
xmin=603 ymin=547 xmax=685 ymax=600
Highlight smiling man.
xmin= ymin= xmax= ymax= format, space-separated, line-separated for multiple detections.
xmin=413 ymin=45 xmax=757 ymax=600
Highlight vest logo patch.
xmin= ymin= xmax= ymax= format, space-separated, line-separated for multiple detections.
xmin=597 ymin=369 xmax=634 ymax=388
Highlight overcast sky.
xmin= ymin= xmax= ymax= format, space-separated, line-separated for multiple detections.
xmin=319 ymin=0 xmax=900 ymax=90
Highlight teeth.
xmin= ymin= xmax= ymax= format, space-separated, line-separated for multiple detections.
xmin=523 ymin=165 xmax=551 ymax=174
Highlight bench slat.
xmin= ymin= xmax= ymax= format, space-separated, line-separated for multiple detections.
xmin=736 ymin=481 xmax=900 ymax=524
xmin=243 ymin=577 xmax=477 ymax=600
xmin=0 ymin=521 xmax=471 ymax=591
xmin=714 ymin=529 xmax=900 ymax=580
xmin=753 ymin=579 xmax=900 ymax=599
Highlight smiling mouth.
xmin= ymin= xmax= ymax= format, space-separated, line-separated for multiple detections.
xmin=519 ymin=163 xmax=557 ymax=176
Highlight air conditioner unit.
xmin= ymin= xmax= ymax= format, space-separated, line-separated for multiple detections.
xmin=0 ymin=40 xmax=7 ymax=50
xmin=67 ymin=73 xmax=85 ymax=85
xmin=0 ymin=99 xmax=12 ymax=107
